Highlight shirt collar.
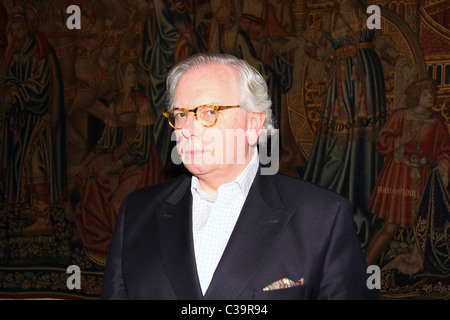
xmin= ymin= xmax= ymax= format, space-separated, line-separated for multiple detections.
xmin=191 ymin=149 xmax=259 ymax=201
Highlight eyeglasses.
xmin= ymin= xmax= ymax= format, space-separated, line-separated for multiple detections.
xmin=163 ymin=105 xmax=240 ymax=129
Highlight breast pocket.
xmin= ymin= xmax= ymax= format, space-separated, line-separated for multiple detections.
xmin=253 ymin=285 xmax=308 ymax=300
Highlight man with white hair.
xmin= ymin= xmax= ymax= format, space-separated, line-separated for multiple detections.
xmin=101 ymin=53 xmax=376 ymax=300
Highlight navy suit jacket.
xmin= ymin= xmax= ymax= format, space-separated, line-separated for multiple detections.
xmin=100 ymin=171 xmax=377 ymax=300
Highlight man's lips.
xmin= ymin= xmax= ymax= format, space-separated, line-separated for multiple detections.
xmin=186 ymin=150 xmax=209 ymax=156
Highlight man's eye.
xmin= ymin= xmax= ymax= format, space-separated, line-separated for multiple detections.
xmin=174 ymin=112 xmax=186 ymax=119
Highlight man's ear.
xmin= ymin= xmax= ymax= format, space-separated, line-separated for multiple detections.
xmin=247 ymin=112 xmax=266 ymax=146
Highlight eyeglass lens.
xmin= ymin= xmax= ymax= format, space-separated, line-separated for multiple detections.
xmin=170 ymin=106 xmax=217 ymax=128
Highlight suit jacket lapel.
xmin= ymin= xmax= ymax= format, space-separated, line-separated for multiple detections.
xmin=203 ymin=173 xmax=296 ymax=300
xmin=157 ymin=175 xmax=203 ymax=300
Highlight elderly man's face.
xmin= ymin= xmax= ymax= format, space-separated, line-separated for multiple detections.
xmin=173 ymin=63 xmax=263 ymax=181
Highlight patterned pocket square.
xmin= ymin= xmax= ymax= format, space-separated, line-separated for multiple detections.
xmin=263 ymin=278 xmax=304 ymax=291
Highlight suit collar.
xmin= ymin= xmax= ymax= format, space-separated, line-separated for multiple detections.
xmin=158 ymin=172 xmax=295 ymax=300
xmin=158 ymin=175 xmax=203 ymax=299
xmin=164 ymin=174 xmax=192 ymax=206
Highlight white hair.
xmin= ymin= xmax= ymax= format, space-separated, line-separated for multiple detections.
xmin=166 ymin=53 xmax=274 ymax=132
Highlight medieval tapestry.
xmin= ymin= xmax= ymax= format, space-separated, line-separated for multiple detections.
xmin=0 ymin=0 xmax=449 ymax=299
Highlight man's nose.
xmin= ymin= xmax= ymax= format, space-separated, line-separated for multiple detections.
xmin=180 ymin=112 xmax=201 ymax=138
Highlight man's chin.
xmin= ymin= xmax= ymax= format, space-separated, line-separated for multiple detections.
xmin=184 ymin=162 xmax=211 ymax=174
xmin=183 ymin=162 xmax=214 ymax=176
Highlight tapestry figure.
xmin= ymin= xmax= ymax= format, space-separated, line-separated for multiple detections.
xmin=366 ymin=78 xmax=450 ymax=275
xmin=73 ymin=61 xmax=165 ymax=265
xmin=0 ymin=9 xmax=67 ymax=236
xmin=303 ymin=0 xmax=387 ymax=249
